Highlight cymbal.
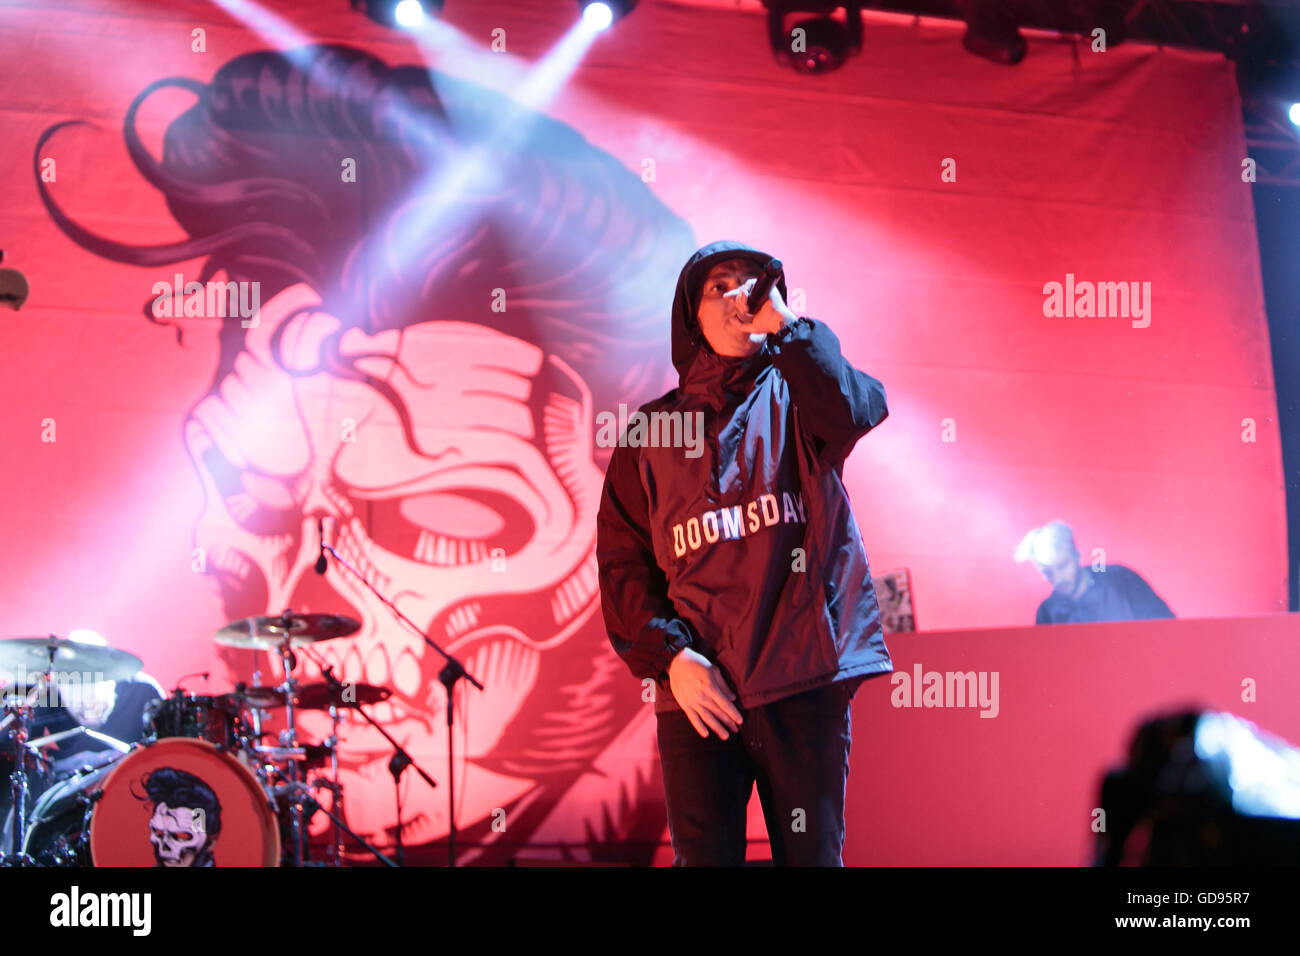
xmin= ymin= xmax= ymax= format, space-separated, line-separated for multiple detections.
xmin=0 ymin=636 xmax=142 ymax=683
xmin=219 ymin=686 xmax=287 ymax=709
xmin=293 ymin=681 xmax=391 ymax=711
xmin=213 ymin=612 xmax=361 ymax=650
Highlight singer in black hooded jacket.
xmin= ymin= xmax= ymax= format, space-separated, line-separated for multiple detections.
xmin=596 ymin=240 xmax=892 ymax=866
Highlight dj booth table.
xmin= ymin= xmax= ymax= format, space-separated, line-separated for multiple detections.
xmin=839 ymin=613 xmax=1300 ymax=865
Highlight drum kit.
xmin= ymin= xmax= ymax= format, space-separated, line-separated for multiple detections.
xmin=0 ymin=611 xmax=394 ymax=867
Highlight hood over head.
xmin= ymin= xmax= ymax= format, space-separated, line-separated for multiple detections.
xmin=671 ymin=240 xmax=789 ymax=381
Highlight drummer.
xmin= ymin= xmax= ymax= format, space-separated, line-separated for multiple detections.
xmin=45 ymin=630 xmax=163 ymax=774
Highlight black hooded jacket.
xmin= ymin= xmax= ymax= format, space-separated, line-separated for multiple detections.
xmin=596 ymin=240 xmax=892 ymax=714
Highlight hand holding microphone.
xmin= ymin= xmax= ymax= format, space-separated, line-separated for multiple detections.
xmin=744 ymin=257 xmax=782 ymax=313
xmin=727 ymin=257 xmax=796 ymax=335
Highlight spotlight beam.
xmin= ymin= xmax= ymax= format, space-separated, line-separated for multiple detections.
xmin=213 ymin=0 xmax=610 ymax=362
xmin=368 ymin=18 xmax=608 ymax=287
xmin=211 ymin=0 xmax=317 ymax=59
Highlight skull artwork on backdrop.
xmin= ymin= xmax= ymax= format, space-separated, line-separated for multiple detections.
xmin=184 ymin=283 xmax=634 ymax=857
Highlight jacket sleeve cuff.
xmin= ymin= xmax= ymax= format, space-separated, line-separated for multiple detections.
xmin=768 ymin=315 xmax=813 ymax=350
xmin=652 ymin=624 xmax=693 ymax=682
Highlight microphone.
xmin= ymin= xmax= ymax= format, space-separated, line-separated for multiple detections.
xmin=744 ymin=258 xmax=783 ymax=316
xmin=314 ymin=517 xmax=328 ymax=575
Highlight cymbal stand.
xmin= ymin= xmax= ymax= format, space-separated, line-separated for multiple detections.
xmin=2 ymin=702 xmax=34 ymax=866
xmin=272 ymin=634 xmax=305 ymax=868
xmin=1 ymin=662 xmax=54 ymax=866
xmin=327 ymin=700 xmax=342 ymax=866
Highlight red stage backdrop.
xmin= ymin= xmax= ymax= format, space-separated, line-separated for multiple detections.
xmin=0 ymin=0 xmax=1285 ymax=863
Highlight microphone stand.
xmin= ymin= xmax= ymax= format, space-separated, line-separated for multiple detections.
xmin=389 ymin=751 xmax=411 ymax=867
xmin=303 ymin=657 xmax=438 ymax=858
xmin=319 ymin=539 xmax=482 ymax=868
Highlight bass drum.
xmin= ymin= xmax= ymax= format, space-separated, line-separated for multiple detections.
xmin=90 ymin=738 xmax=280 ymax=866
xmin=23 ymin=739 xmax=280 ymax=866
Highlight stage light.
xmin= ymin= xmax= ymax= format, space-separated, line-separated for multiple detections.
xmin=789 ymin=16 xmax=851 ymax=75
xmin=0 ymin=250 xmax=29 ymax=311
xmin=960 ymin=0 xmax=1026 ymax=66
xmin=583 ymin=3 xmax=613 ymax=31
xmin=1290 ymin=103 xmax=1300 ymax=126
xmin=766 ymin=3 xmax=863 ymax=76
xmin=351 ymin=0 xmax=442 ymax=29
xmin=394 ymin=0 xmax=425 ymax=28
xmin=578 ymin=0 xmax=635 ymax=31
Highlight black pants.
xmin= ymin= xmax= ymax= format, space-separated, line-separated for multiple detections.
xmin=655 ymin=679 xmax=855 ymax=866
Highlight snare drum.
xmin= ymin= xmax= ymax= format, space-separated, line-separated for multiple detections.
xmin=24 ymin=738 xmax=280 ymax=866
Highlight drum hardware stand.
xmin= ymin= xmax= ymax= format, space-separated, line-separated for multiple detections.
xmin=2 ymin=741 xmax=37 ymax=867
xmin=286 ymin=644 xmax=350 ymax=867
xmin=326 ymin=701 xmax=342 ymax=866
xmin=2 ymin=667 xmax=52 ymax=867
xmin=320 ymin=531 xmax=479 ymax=868
xmin=311 ymin=776 xmax=344 ymax=866
xmin=3 ymin=711 xmax=32 ymax=866
xmin=59 ymin=787 xmax=104 ymax=866
xmin=271 ymin=632 xmax=307 ymax=868
xmin=246 ymin=670 xmax=267 ymax=752
xmin=272 ymin=775 xmax=398 ymax=867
